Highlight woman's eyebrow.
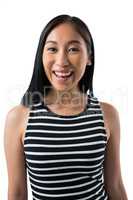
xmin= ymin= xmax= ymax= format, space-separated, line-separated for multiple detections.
xmin=68 ymin=40 xmax=81 ymax=45
xmin=45 ymin=41 xmax=57 ymax=44
xmin=45 ymin=40 xmax=82 ymax=45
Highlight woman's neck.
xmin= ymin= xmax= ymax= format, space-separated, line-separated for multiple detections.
xmin=45 ymin=89 xmax=87 ymax=108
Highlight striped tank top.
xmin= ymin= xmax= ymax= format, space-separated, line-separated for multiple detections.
xmin=24 ymin=94 xmax=108 ymax=200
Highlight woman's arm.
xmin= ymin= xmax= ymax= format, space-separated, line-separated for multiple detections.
xmin=101 ymin=102 xmax=128 ymax=200
xmin=4 ymin=105 xmax=30 ymax=200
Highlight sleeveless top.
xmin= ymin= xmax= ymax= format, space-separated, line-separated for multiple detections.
xmin=24 ymin=94 xmax=108 ymax=200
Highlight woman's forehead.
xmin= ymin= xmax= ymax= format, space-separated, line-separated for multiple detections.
xmin=45 ymin=23 xmax=85 ymax=45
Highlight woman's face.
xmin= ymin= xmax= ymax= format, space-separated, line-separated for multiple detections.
xmin=42 ymin=23 xmax=91 ymax=93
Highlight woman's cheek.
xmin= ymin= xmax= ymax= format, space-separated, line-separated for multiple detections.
xmin=70 ymin=55 xmax=81 ymax=65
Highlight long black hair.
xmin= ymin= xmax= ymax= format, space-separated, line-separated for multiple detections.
xmin=21 ymin=14 xmax=95 ymax=107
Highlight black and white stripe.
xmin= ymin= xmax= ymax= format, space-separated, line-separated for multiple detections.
xmin=24 ymin=95 xmax=108 ymax=199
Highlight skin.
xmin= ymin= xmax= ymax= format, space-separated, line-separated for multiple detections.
xmin=4 ymin=23 xmax=128 ymax=199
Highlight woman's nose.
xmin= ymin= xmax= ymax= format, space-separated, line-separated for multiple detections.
xmin=56 ymin=50 xmax=69 ymax=66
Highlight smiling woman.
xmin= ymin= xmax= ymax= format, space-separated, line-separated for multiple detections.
xmin=21 ymin=15 xmax=94 ymax=107
xmin=42 ymin=23 xmax=91 ymax=100
xmin=4 ymin=14 xmax=128 ymax=200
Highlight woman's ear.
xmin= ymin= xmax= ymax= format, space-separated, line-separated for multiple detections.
xmin=87 ymin=59 xmax=92 ymax=66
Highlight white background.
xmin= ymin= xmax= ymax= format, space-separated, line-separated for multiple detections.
xmin=0 ymin=0 xmax=132 ymax=199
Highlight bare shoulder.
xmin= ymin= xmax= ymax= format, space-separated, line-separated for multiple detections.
xmin=5 ymin=104 xmax=30 ymax=127
xmin=100 ymin=101 xmax=119 ymax=117
xmin=99 ymin=101 xmax=120 ymax=140
xmin=4 ymin=104 xmax=30 ymax=144
xmin=100 ymin=102 xmax=119 ymax=122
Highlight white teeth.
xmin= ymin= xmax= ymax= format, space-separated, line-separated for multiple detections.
xmin=54 ymin=71 xmax=72 ymax=77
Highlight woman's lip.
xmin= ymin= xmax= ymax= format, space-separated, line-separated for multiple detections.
xmin=52 ymin=70 xmax=73 ymax=73
xmin=54 ymin=71 xmax=73 ymax=76
xmin=53 ymin=71 xmax=74 ymax=79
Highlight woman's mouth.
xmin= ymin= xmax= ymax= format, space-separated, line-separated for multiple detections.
xmin=52 ymin=70 xmax=74 ymax=81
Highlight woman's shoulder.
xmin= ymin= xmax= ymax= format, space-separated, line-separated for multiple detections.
xmin=6 ymin=104 xmax=30 ymax=123
xmin=100 ymin=101 xmax=119 ymax=119
xmin=99 ymin=101 xmax=120 ymax=139
xmin=90 ymin=94 xmax=119 ymax=118
xmin=4 ymin=104 xmax=30 ymax=143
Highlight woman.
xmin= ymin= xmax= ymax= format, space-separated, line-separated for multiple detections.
xmin=4 ymin=15 xmax=128 ymax=199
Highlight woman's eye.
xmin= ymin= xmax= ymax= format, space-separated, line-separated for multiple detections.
xmin=68 ymin=47 xmax=79 ymax=53
xmin=47 ymin=47 xmax=57 ymax=53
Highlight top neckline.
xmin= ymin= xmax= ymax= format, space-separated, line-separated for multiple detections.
xmin=41 ymin=94 xmax=92 ymax=118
